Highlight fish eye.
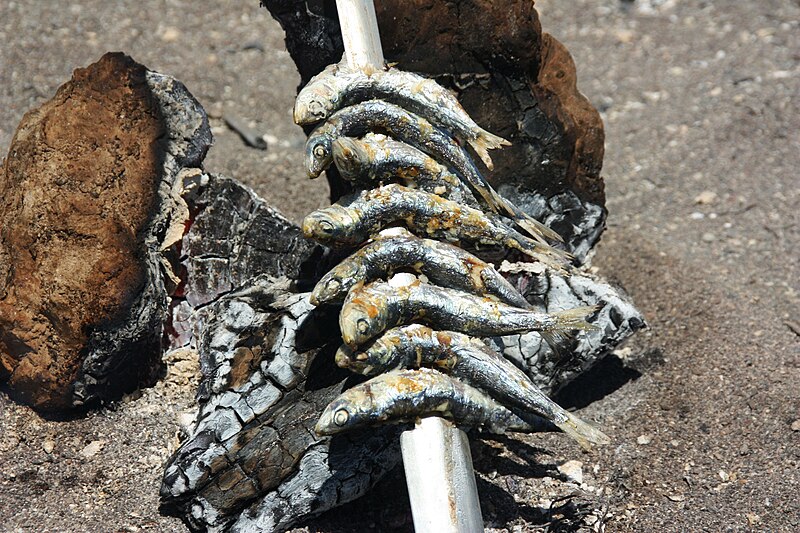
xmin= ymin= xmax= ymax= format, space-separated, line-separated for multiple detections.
xmin=318 ymin=220 xmax=334 ymax=234
xmin=309 ymin=101 xmax=325 ymax=119
xmin=325 ymin=278 xmax=341 ymax=292
xmin=357 ymin=318 xmax=370 ymax=334
xmin=334 ymin=409 xmax=350 ymax=426
xmin=313 ymin=144 xmax=328 ymax=159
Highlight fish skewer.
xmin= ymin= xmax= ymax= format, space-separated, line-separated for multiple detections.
xmin=294 ymin=59 xmax=510 ymax=170
xmin=302 ymin=184 xmax=568 ymax=269
xmin=311 ymin=230 xmax=532 ymax=308
xmin=315 ymin=368 xmax=550 ymax=436
xmin=304 ymin=100 xmax=557 ymax=244
xmin=332 ymin=135 xmax=481 ymax=209
xmin=339 ymin=279 xmax=598 ymax=348
xmin=336 ymin=325 xmax=609 ymax=450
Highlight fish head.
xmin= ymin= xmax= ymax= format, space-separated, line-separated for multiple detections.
xmin=314 ymin=390 xmax=375 ymax=436
xmin=335 ymin=338 xmax=390 ymax=376
xmin=332 ymin=137 xmax=371 ymax=181
xmin=340 ymin=285 xmax=392 ymax=347
xmin=293 ymin=78 xmax=340 ymax=125
xmin=302 ymin=205 xmax=357 ymax=245
xmin=305 ymin=131 xmax=335 ymax=178
xmin=311 ymin=258 xmax=364 ymax=305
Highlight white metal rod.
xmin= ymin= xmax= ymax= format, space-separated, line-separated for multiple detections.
xmin=401 ymin=417 xmax=484 ymax=533
xmin=335 ymin=0 xmax=385 ymax=72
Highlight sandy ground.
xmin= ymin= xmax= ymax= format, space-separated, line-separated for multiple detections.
xmin=1 ymin=1 xmax=798 ymax=531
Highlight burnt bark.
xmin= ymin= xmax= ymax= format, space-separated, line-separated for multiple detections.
xmin=261 ymin=0 xmax=607 ymax=261
xmin=0 ymin=53 xmax=211 ymax=410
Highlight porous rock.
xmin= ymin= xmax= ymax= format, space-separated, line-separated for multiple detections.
xmin=0 ymin=52 xmax=211 ymax=410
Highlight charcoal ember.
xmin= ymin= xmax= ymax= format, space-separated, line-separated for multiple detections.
xmin=160 ymin=275 xmax=402 ymax=532
xmin=0 ymin=52 xmax=211 ymax=410
xmin=261 ymin=0 xmax=606 ymax=262
xmin=489 ymin=270 xmax=646 ymax=393
xmin=168 ymin=172 xmax=319 ymax=349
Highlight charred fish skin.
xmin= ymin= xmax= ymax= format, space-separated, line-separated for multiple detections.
xmin=301 ymin=184 xmax=567 ymax=269
xmin=294 ymin=60 xmax=510 ymax=169
xmin=314 ymin=368 xmax=545 ymax=436
xmin=303 ymin=100 xmax=558 ymax=243
xmin=311 ymin=232 xmax=531 ymax=308
xmin=332 ymin=135 xmax=480 ymax=209
xmin=339 ymin=280 xmax=599 ymax=348
xmin=337 ymin=325 xmax=610 ymax=449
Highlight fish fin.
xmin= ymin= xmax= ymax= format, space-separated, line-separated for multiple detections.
xmin=511 ymin=234 xmax=572 ymax=273
xmin=500 ymin=197 xmax=564 ymax=244
xmin=469 ymin=131 xmax=512 ymax=170
xmin=538 ymin=330 xmax=573 ymax=357
xmin=550 ymin=305 xmax=602 ymax=332
xmin=554 ymin=411 xmax=611 ymax=451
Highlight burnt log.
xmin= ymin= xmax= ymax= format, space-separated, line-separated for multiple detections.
xmin=261 ymin=0 xmax=606 ymax=262
xmin=0 ymin=52 xmax=211 ymax=410
xmin=160 ymin=176 xmax=643 ymax=532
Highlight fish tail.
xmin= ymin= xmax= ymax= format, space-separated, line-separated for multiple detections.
xmin=538 ymin=330 xmax=571 ymax=356
xmin=554 ymin=410 xmax=611 ymax=451
xmin=549 ymin=305 xmax=602 ymax=332
xmin=510 ymin=234 xmax=572 ymax=273
xmin=501 ymin=196 xmax=564 ymax=244
xmin=468 ymin=131 xmax=510 ymax=170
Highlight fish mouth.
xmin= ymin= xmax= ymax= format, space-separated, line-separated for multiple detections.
xmin=305 ymin=154 xmax=323 ymax=179
xmin=293 ymin=104 xmax=306 ymax=125
xmin=334 ymin=346 xmax=352 ymax=368
xmin=314 ymin=416 xmax=334 ymax=436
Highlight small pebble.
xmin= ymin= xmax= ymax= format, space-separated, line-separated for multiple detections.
xmin=81 ymin=440 xmax=106 ymax=459
xmin=614 ymin=29 xmax=636 ymax=44
xmin=160 ymin=27 xmax=181 ymax=43
xmin=791 ymin=420 xmax=800 ymax=432
xmin=558 ymin=460 xmax=583 ymax=485
xmin=43 ymin=439 xmax=55 ymax=454
xmin=637 ymin=434 xmax=652 ymax=445
xmin=694 ymin=190 xmax=717 ymax=205
xmin=702 ymin=232 xmax=716 ymax=242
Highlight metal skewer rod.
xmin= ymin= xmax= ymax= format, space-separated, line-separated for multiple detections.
xmin=335 ymin=0 xmax=384 ymax=73
xmin=390 ymin=270 xmax=484 ymax=532
xmin=333 ymin=4 xmax=484 ymax=529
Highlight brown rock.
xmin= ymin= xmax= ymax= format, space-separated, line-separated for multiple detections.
xmin=0 ymin=52 xmax=210 ymax=410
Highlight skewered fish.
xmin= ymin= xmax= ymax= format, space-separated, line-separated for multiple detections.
xmin=336 ymin=325 xmax=609 ymax=449
xmin=311 ymin=230 xmax=531 ymax=308
xmin=302 ymin=184 xmax=567 ymax=269
xmin=315 ymin=368 xmax=549 ymax=436
xmin=339 ymin=279 xmax=598 ymax=348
